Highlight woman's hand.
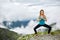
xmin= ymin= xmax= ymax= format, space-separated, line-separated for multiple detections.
xmin=37 ymin=18 xmax=40 ymax=22
xmin=43 ymin=15 xmax=47 ymax=21
xmin=45 ymin=19 xmax=47 ymax=21
xmin=37 ymin=16 xmax=41 ymax=22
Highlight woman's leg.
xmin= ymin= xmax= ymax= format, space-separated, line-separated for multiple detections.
xmin=34 ymin=24 xmax=41 ymax=34
xmin=43 ymin=24 xmax=52 ymax=34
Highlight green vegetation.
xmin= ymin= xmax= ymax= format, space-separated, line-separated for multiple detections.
xmin=17 ymin=30 xmax=60 ymax=40
xmin=51 ymin=30 xmax=60 ymax=35
xmin=0 ymin=28 xmax=20 ymax=40
xmin=0 ymin=28 xmax=60 ymax=40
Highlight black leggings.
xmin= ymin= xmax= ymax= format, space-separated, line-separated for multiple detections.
xmin=34 ymin=24 xmax=52 ymax=34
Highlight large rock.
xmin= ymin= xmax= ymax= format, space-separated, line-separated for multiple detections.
xmin=30 ymin=34 xmax=60 ymax=40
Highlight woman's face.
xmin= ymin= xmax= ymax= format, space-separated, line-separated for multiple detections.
xmin=40 ymin=11 xmax=44 ymax=15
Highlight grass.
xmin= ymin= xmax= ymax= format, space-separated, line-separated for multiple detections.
xmin=0 ymin=28 xmax=20 ymax=40
xmin=17 ymin=30 xmax=60 ymax=40
xmin=0 ymin=28 xmax=60 ymax=40
xmin=51 ymin=30 xmax=60 ymax=35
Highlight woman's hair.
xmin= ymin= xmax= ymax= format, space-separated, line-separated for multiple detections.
xmin=40 ymin=9 xmax=44 ymax=12
xmin=39 ymin=9 xmax=46 ymax=18
xmin=40 ymin=9 xmax=44 ymax=16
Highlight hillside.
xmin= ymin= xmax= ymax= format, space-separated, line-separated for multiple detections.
xmin=0 ymin=28 xmax=20 ymax=40
xmin=18 ymin=30 xmax=60 ymax=40
xmin=0 ymin=28 xmax=60 ymax=40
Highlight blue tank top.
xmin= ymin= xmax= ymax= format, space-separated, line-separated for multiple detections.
xmin=39 ymin=19 xmax=45 ymax=25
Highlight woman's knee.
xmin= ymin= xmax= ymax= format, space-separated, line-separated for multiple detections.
xmin=34 ymin=27 xmax=36 ymax=30
xmin=34 ymin=24 xmax=40 ymax=30
xmin=49 ymin=27 xmax=52 ymax=30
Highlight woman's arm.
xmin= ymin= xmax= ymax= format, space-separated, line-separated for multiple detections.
xmin=43 ymin=15 xmax=47 ymax=21
xmin=37 ymin=16 xmax=41 ymax=21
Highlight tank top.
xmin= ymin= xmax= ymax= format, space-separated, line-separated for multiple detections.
xmin=38 ymin=16 xmax=46 ymax=25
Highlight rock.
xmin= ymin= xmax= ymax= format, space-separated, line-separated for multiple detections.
xmin=29 ymin=34 xmax=60 ymax=40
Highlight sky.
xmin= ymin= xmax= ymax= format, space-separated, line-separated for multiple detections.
xmin=0 ymin=0 xmax=60 ymax=21
xmin=0 ymin=0 xmax=60 ymax=26
xmin=0 ymin=0 xmax=60 ymax=25
xmin=0 ymin=0 xmax=60 ymax=34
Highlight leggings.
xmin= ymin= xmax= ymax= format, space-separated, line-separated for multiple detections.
xmin=34 ymin=24 xmax=52 ymax=34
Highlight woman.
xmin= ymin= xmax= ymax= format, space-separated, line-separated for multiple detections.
xmin=34 ymin=9 xmax=52 ymax=34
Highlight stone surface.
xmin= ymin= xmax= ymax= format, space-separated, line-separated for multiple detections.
xmin=29 ymin=34 xmax=60 ymax=40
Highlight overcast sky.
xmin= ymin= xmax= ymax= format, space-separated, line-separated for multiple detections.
xmin=0 ymin=0 xmax=60 ymax=34
xmin=0 ymin=0 xmax=60 ymax=22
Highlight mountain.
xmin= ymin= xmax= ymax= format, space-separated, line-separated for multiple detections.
xmin=0 ymin=27 xmax=60 ymax=40
xmin=10 ymin=20 xmax=36 ymax=34
xmin=2 ymin=20 xmax=30 ymax=29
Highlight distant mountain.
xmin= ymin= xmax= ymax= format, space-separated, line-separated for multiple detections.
xmin=10 ymin=20 xmax=36 ymax=34
xmin=2 ymin=20 xmax=30 ymax=29
xmin=9 ymin=20 xmax=57 ymax=34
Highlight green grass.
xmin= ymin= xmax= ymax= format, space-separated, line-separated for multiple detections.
xmin=51 ymin=30 xmax=60 ymax=35
xmin=0 ymin=28 xmax=60 ymax=40
xmin=17 ymin=30 xmax=60 ymax=40
xmin=0 ymin=28 xmax=20 ymax=40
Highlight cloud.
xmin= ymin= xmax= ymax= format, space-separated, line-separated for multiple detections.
xmin=28 ymin=0 xmax=60 ymax=6
xmin=0 ymin=3 xmax=34 ymax=20
xmin=0 ymin=23 xmax=7 ymax=29
xmin=10 ymin=20 xmax=37 ymax=34
xmin=0 ymin=0 xmax=60 ymax=28
xmin=10 ymin=20 xmax=60 ymax=34
xmin=0 ymin=1 xmax=60 ymax=22
xmin=0 ymin=2 xmax=39 ymax=21
xmin=10 ymin=0 xmax=60 ymax=4
xmin=0 ymin=0 xmax=60 ymax=4
xmin=0 ymin=0 xmax=60 ymax=35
